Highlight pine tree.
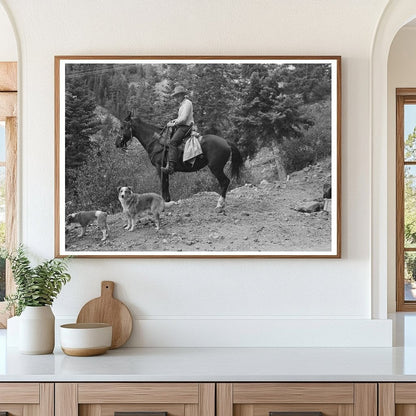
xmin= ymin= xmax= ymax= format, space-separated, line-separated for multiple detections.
xmin=283 ymin=64 xmax=331 ymax=103
xmin=65 ymin=73 xmax=100 ymax=189
xmin=108 ymin=71 xmax=129 ymax=118
xmin=191 ymin=64 xmax=239 ymax=136
xmin=235 ymin=67 xmax=313 ymax=158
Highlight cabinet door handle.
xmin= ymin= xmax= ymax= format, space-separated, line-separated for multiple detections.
xmin=270 ymin=413 xmax=323 ymax=416
xmin=115 ymin=412 xmax=168 ymax=416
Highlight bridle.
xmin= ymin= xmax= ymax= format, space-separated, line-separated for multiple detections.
xmin=121 ymin=120 xmax=133 ymax=147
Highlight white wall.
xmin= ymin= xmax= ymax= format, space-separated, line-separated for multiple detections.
xmin=0 ymin=0 xmax=394 ymax=347
xmin=0 ymin=3 xmax=16 ymax=61
xmin=387 ymin=26 xmax=416 ymax=312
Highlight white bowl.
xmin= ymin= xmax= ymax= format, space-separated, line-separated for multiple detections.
xmin=60 ymin=323 xmax=112 ymax=356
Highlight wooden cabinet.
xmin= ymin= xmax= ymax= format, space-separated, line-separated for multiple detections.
xmin=0 ymin=383 xmax=53 ymax=416
xmin=217 ymin=383 xmax=377 ymax=416
xmin=0 ymin=380 xmax=410 ymax=416
xmin=55 ymin=383 xmax=215 ymax=416
xmin=379 ymin=383 xmax=416 ymax=416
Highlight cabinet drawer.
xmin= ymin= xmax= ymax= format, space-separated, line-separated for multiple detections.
xmin=0 ymin=383 xmax=53 ymax=416
xmin=379 ymin=383 xmax=416 ymax=415
xmin=0 ymin=383 xmax=39 ymax=403
xmin=56 ymin=383 xmax=215 ymax=416
xmin=217 ymin=383 xmax=376 ymax=416
xmin=78 ymin=383 xmax=200 ymax=404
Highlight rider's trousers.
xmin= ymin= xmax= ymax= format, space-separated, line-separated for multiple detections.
xmin=168 ymin=125 xmax=191 ymax=164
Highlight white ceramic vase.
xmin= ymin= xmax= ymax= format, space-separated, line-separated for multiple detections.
xmin=19 ymin=305 xmax=55 ymax=354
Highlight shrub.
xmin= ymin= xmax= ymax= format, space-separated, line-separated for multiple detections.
xmin=68 ymin=143 xmax=159 ymax=213
xmin=280 ymin=101 xmax=331 ymax=173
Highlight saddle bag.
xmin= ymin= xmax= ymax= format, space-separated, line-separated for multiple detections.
xmin=183 ymin=131 xmax=203 ymax=164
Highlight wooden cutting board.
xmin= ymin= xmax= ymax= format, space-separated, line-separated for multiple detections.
xmin=76 ymin=281 xmax=133 ymax=349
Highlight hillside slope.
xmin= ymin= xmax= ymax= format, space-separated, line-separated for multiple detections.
xmin=65 ymin=160 xmax=333 ymax=253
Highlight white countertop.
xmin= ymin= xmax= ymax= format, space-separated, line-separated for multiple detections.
xmin=2 ymin=313 xmax=416 ymax=382
xmin=2 ymin=345 xmax=416 ymax=382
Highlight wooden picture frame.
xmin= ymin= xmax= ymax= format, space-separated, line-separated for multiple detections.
xmin=55 ymin=56 xmax=341 ymax=258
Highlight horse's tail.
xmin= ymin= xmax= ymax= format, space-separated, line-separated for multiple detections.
xmin=228 ymin=141 xmax=244 ymax=180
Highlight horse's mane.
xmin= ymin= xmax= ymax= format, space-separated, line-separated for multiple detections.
xmin=133 ymin=116 xmax=162 ymax=133
xmin=130 ymin=116 xmax=165 ymax=160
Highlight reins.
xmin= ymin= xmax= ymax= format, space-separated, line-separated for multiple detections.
xmin=121 ymin=121 xmax=134 ymax=151
xmin=122 ymin=118 xmax=170 ymax=181
xmin=159 ymin=125 xmax=169 ymax=181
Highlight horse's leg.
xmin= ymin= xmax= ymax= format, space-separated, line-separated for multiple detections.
xmin=162 ymin=174 xmax=171 ymax=202
xmin=158 ymin=168 xmax=171 ymax=202
xmin=209 ymin=166 xmax=230 ymax=209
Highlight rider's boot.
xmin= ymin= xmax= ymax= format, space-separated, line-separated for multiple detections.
xmin=162 ymin=144 xmax=178 ymax=175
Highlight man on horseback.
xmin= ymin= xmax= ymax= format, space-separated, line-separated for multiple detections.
xmin=161 ymin=85 xmax=194 ymax=175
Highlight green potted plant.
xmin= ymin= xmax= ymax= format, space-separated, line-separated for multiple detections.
xmin=4 ymin=246 xmax=71 ymax=354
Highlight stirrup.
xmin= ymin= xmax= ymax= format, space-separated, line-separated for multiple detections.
xmin=161 ymin=163 xmax=175 ymax=175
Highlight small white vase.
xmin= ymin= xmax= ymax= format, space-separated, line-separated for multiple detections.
xmin=19 ymin=306 xmax=55 ymax=354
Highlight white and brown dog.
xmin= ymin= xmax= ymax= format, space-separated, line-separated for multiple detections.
xmin=66 ymin=211 xmax=109 ymax=241
xmin=118 ymin=186 xmax=176 ymax=231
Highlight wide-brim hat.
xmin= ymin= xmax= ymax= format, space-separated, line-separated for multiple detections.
xmin=171 ymin=85 xmax=187 ymax=97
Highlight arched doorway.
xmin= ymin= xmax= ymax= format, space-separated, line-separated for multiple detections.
xmin=371 ymin=1 xmax=416 ymax=318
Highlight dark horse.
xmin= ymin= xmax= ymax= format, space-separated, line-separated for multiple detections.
xmin=115 ymin=113 xmax=244 ymax=208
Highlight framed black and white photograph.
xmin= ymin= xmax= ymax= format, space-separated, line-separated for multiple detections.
xmin=55 ymin=56 xmax=341 ymax=258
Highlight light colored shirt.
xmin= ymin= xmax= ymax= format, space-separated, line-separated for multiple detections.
xmin=175 ymin=97 xmax=194 ymax=126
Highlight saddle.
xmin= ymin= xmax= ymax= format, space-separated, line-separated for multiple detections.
xmin=154 ymin=125 xmax=193 ymax=146
xmin=154 ymin=127 xmax=172 ymax=146
xmin=154 ymin=125 xmax=203 ymax=164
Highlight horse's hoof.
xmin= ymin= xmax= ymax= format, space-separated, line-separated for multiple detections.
xmin=216 ymin=196 xmax=226 ymax=209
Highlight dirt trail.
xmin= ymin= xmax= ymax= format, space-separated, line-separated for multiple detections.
xmin=65 ymin=162 xmax=332 ymax=253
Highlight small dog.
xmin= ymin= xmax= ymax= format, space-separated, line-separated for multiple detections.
xmin=66 ymin=211 xmax=109 ymax=241
xmin=118 ymin=186 xmax=176 ymax=231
